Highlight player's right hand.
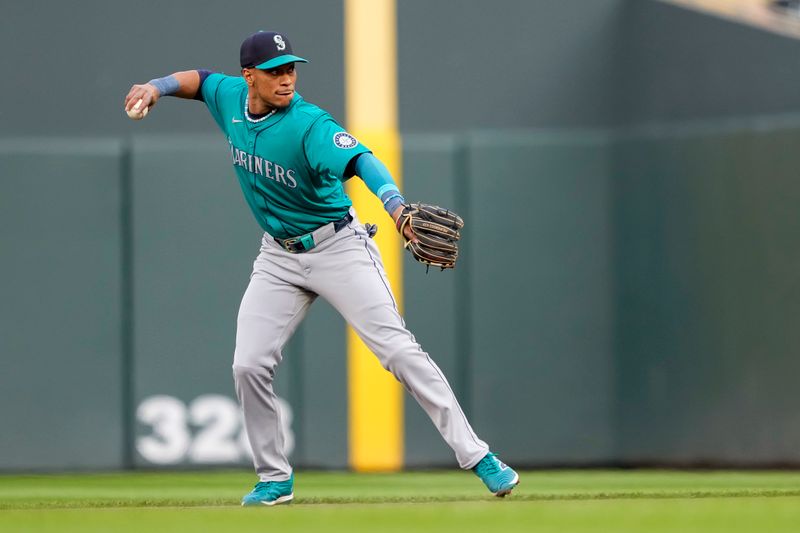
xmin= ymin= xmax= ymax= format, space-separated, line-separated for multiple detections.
xmin=124 ymin=83 xmax=159 ymax=114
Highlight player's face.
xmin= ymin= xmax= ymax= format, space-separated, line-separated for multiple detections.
xmin=244 ymin=63 xmax=297 ymax=110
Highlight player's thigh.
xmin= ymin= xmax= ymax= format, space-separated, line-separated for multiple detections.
xmin=312 ymin=232 xmax=411 ymax=355
xmin=235 ymin=267 xmax=315 ymax=368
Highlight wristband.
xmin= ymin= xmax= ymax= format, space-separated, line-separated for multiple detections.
xmin=147 ymin=75 xmax=180 ymax=97
xmin=382 ymin=193 xmax=405 ymax=216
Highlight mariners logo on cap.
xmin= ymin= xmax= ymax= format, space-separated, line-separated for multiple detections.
xmin=333 ymin=132 xmax=358 ymax=149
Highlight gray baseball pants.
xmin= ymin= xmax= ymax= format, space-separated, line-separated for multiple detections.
xmin=232 ymin=211 xmax=489 ymax=481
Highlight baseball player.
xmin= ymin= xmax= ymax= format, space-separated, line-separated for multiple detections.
xmin=124 ymin=30 xmax=518 ymax=506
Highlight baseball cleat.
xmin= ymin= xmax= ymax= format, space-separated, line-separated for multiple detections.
xmin=472 ymin=452 xmax=520 ymax=497
xmin=241 ymin=474 xmax=294 ymax=506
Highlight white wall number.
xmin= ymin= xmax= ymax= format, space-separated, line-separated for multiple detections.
xmin=136 ymin=394 xmax=294 ymax=465
xmin=187 ymin=394 xmax=242 ymax=463
xmin=136 ymin=395 xmax=190 ymax=464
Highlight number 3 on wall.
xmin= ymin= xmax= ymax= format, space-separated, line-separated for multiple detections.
xmin=135 ymin=394 xmax=294 ymax=465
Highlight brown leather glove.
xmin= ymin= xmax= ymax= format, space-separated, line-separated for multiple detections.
xmin=396 ymin=203 xmax=464 ymax=270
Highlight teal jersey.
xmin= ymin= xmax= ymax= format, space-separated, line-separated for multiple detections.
xmin=200 ymin=73 xmax=371 ymax=239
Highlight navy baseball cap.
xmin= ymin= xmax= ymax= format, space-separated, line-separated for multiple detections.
xmin=240 ymin=31 xmax=308 ymax=70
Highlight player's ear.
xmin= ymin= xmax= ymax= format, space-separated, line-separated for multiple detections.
xmin=242 ymin=68 xmax=254 ymax=86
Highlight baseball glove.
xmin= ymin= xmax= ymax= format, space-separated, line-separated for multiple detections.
xmin=396 ymin=203 xmax=464 ymax=270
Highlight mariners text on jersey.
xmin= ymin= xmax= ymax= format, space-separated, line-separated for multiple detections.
xmin=229 ymin=139 xmax=298 ymax=189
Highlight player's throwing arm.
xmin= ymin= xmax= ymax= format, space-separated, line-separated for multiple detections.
xmin=124 ymin=71 xmax=202 ymax=120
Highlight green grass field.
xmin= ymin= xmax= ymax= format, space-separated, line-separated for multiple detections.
xmin=2 ymin=470 xmax=800 ymax=532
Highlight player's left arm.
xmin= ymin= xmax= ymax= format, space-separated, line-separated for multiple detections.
xmin=349 ymin=153 xmax=417 ymax=243
xmin=303 ymin=118 xmax=416 ymax=242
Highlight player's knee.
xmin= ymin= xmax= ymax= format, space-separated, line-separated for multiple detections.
xmin=233 ymin=342 xmax=282 ymax=375
xmin=232 ymin=362 xmax=275 ymax=385
xmin=380 ymin=345 xmax=424 ymax=375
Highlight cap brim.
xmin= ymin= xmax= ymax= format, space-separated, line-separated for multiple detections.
xmin=254 ymin=55 xmax=308 ymax=70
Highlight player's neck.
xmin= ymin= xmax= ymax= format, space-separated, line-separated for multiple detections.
xmin=246 ymin=93 xmax=275 ymax=116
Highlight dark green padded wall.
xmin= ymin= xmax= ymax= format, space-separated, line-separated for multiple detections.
xmin=5 ymin=123 xmax=800 ymax=470
xmin=613 ymin=121 xmax=800 ymax=463
xmin=465 ymin=132 xmax=616 ymax=464
xmin=0 ymin=140 xmax=125 ymax=469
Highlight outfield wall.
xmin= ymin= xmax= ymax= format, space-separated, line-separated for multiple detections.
xmin=0 ymin=140 xmax=126 ymax=470
xmin=613 ymin=118 xmax=800 ymax=464
xmin=3 ymin=117 xmax=800 ymax=470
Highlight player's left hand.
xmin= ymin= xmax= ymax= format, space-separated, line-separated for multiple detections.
xmin=392 ymin=205 xmax=419 ymax=244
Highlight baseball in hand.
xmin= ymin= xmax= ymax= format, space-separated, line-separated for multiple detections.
xmin=126 ymin=98 xmax=149 ymax=120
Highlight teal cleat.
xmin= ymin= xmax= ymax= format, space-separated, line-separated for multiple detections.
xmin=241 ymin=474 xmax=294 ymax=506
xmin=472 ymin=452 xmax=520 ymax=497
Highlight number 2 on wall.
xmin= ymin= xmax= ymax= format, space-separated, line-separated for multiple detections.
xmin=135 ymin=394 xmax=294 ymax=465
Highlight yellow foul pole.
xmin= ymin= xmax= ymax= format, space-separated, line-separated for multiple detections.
xmin=345 ymin=0 xmax=403 ymax=471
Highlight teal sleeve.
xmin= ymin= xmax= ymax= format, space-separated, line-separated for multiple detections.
xmin=303 ymin=117 xmax=371 ymax=180
xmin=200 ymin=73 xmax=246 ymax=132
xmin=354 ymin=153 xmax=405 ymax=214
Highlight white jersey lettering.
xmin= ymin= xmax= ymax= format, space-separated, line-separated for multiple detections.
xmin=285 ymin=169 xmax=297 ymax=189
xmin=275 ymin=164 xmax=286 ymax=185
xmin=230 ymin=146 xmax=296 ymax=189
